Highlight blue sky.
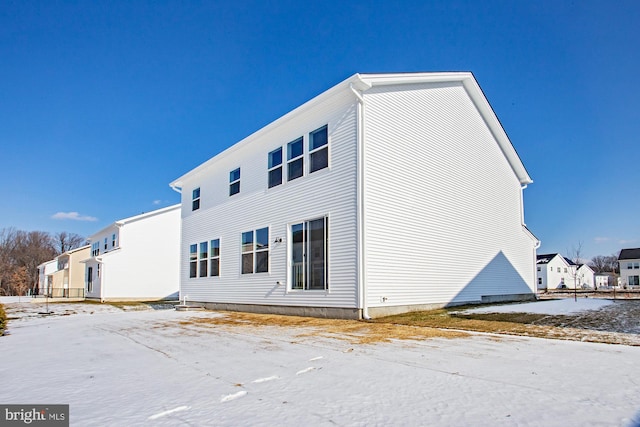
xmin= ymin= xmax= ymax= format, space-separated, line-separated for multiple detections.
xmin=1 ymin=0 xmax=638 ymax=260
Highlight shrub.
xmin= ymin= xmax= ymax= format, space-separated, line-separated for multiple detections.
xmin=0 ymin=303 xmax=6 ymax=336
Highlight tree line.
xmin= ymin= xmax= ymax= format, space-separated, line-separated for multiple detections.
xmin=0 ymin=228 xmax=86 ymax=296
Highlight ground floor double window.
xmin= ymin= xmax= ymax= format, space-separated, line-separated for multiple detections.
xmin=242 ymin=228 xmax=269 ymax=274
xmin=629 ymin=276 xmax=640 ymax=287
xmin=189 ymin=239 xmax=220 ymax=278
xmin=291 ymin=217 xmax=328 ymax=290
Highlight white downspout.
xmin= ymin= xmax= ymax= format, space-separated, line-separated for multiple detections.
xmin=350 ymin=80 xmax=370 ymax=320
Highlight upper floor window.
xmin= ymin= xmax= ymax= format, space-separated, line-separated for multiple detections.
xmin=104 ymin=237 xmax=108 ymax=250
xmin=230 ymin=168 xmax=241 ymax=196
xmin=91 ymin=242 xmax=100 ymax=257
xmin=242 ymin=227 xmax=269 ymax=274
xmin=557 ymin=267 xmax=560 ymax=273
xmin=309 ymin=125 xmax=328 ymax=173
xmin=537 ymin=267 xmax=541 ymax=271
xmin=268 ymin=147 xmax=283 ymax=188
xmin=287 ymin=137 xmax=304 ymax=181
xmin=192 ymin=188 xmax=201 ymax=211
xmin=112 ymin=233 xmax=117 ymax=248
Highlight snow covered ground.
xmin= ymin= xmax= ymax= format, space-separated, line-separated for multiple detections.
xmin=463 ymin=297 xmax=614 ymax=315
xmin=1 ymin=299 xmax=640 ymax=426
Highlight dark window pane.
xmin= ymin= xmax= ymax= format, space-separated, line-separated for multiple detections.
xmin=268 ymin=147 xmax=282 ymax=168
xmin=230 ymin=168 xmax=240 ymax=182
xmin=199 ymin=260 xmax=208 ymax=277
xmin=192 ymin=199 xmax=200 ymax=211
xmin=268 ymin=167 xmax=282 ymax=188
xmin=287 ymin=137 xmax=303 ymax=160
xmin=192 ymin=188 xmax=200 ymax=199
xmin=242 ymin=253 xmax=253 ymax=274
xmin=310 ymin=147 xmax=328 ymax=173
xmin=310 ymin=125 xmax=328 ymax=150
xmin=190 ymin=262 xmax=197 ymax=278
xmin=242 ymin=231 xmax=253 ymax=252
xmin=229 ymin=181 xmax=240 ymax=196
xmin=308 ymin=218 xmax=326 ymax=290
xmin=256 ymin=228 xmax=269 ymax=250
xmin=256 ymin=251 xmax=269 ymax=273
xmin=288 ymin=158 xmax=303 ymax=181
xmin=199 ymin=242 xmax=208 ymax=259
xmin=210 ymin=258 xmax=219 ymax=277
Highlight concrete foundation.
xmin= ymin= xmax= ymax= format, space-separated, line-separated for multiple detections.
xmin=198 ymin=302 xmax=362 ymax=320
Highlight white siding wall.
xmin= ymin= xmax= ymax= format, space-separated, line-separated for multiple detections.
xmin=180 ymin=92 xmax=359 ymax=309
xmin=102 ymin=208 xmax=180 ymax=300
xmin=362 ymin=82 xmax=536 ymax=307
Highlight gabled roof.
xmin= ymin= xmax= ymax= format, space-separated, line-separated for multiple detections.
xmin=619 ymin=248 xmax=640 ymax=260
xmin=170 ymin=72 xmax=532 ymax=189
xmin=536 ymin=253 xmax=562 ymax=264
xmin=564 ymin=257 xmax=578 ymax=266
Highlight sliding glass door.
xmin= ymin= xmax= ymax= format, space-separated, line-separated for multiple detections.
xmin=291 ymin=217 xmax=328 ymax=290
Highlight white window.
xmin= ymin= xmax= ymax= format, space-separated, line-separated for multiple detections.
xmin=199 ymin=242 xmax=208 ymax=277
xmin=210 ymin=239 xmax=220 ymax=277
xmin=189 ymin=244 xmax=197 ymax=278
xmin=104 ymin=237 xmax=108 ymax=250
xmin=309 ymin=125 xmax=328 ymax=173
xmin=91 ymin=242 xmax=100 ymax=257
xmin=230 ymin=168 xmax=240 ymax=196
xmin=291 ymin=217 xmax=328 ymax=290
xmin=268 ymin=147 xmax=283 ymax=188
xmin=112 ymin=233 xmax=117 ymax=248
xmin=242 ymin=228 xmax=269 ymax=274
xmin=287 ymin=137 xmax=303 ymax=181
xmin=192 ymin=188 xmax=201 ymax=211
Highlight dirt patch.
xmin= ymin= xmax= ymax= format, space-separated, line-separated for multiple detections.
xmin=376 ymin=300 xmax=640 ymax=346
xmin=178 ymin=311 xmax=467 ymax=344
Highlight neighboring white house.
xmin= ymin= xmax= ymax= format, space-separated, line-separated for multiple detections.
xmin=618 ymin=248 xmax=640 ymax=288
xmin=170 ymin=72 xmax=539 ymax=319
xmin=536 ymin=254 xmax=572 ymax=290
xmin=83 ymin=205 xmax=181 ymax=302
xmin=594 ymin=272 xmax=617 ymax=289
xmin=36 ymin=259 xmax=58 ymax=296
xmin=536 ymin=254 xmax=594 ymax=290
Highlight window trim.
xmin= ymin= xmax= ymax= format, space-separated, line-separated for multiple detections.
xmin=309 ymin=125 xmax=329 ymax=173
xmin=268 ymin=147 xmax=283 ymax=188
xmin=210 ymin=238 xmax=220 ymax=277
xmin=287 ymin=137 xmax=304 ymax=182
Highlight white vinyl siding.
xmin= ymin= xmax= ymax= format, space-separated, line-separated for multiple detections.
xmin=179 ymin=92 xmax=358 ymax=309
xmin=362 ymin=82 xmax=535 ymax=307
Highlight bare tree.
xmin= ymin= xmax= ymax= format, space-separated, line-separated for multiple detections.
xmin=54 ymin=231 xmax=86 ymax=254
xmin=589 ymin=254 xmax=618 ymax=273
xmin=566 ymin=242 xmax=584 ymax=302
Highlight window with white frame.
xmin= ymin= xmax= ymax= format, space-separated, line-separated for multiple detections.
xmin=309 ymin=125 xmax=328 ymax=173
xmin=91 ymin=242 xmax=100 ymax=257
xmin=268 ymin=147 xmax=283 ymax=188
xmin=104 ymin=237 xmax=108 ymax=250
xmin=192 ymin=188 xmax=201 ymax=211
xmin=287 ymin=137 xmax=303 ymax=181
xmin=112 ymin=233 xmax=117 ymax=248
xmin=241 ymin=228 xmax=269 ymax=274
xmin=189 ymin=244 xmax=197 ymax=278
xmin=210 ymin=239 xmax=220 ymax=277
xmin=291 ymin=217 xmax=328 ymax=290
xmin=229 ymin=168 xmax=240 ymax=196
xmin=629 ymin=276 xmax=640 ymax=286
xmin=199 ymin=242 xmax=208 ymax=277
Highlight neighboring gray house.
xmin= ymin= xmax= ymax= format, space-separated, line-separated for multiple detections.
xmin=170 ymin=72 xmax=539 ymax=319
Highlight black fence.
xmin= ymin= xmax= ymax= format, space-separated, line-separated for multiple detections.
xmin=48 ymin=288 xmax=85 ymax=298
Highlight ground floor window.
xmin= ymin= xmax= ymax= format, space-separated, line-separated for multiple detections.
xmin=190 ymin=240 xmax=221 ymax=278
xmin=291 ymin=217 xmax=328 ymax=290
xmin=629 ymin=276 xmax=640 ymax=287
xmin=210 ymin=239 xmax=220 ymax=277
xmin=242 ymin=228 xmax=269 ymax=274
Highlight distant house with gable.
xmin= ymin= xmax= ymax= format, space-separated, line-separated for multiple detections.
xmin=170 ymin=72 xmax=539 ymax=319
xmin=83 ymin=205 xmax=181 ymax=302
xmin=618 ymin=248 xmax=640 ymax=288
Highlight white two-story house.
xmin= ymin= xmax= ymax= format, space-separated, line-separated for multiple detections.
xmin=537 ymin=254 xmax=572 ymax=290
xmin=618 ymin=248 xmax=640 ymax=288
xmin=84 ymin=205 xmax=181 ymax=302
xmin=170 ymin=72 xmax=539 ymax=319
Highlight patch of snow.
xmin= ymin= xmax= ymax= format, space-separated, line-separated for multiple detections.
xmin=1 ymin=302 xmax=639 ymax=426
xmin=252 ymin=376 xmax=279 ymax=383
xmin=295 ymin=367 xmax=316 ymax=375
xmin=220 ymin=391 xmax=248 ymax=403
xmin=148 ymin=405 xmax=190 ymax=420
xmin=464 ymin=298 xmax=614 ymax=315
